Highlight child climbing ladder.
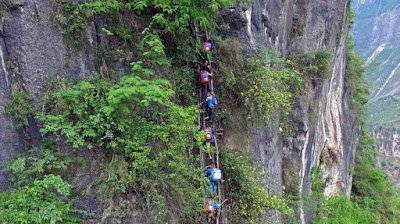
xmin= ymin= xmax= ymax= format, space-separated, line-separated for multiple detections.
xmin=197 ymin=38 xmax=226 ymax=224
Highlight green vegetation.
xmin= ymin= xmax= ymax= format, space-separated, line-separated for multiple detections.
xmin=57 ymin=0 xmax=241 ymax=46
xmin=351 ymin=126 xmax=400 ymax=223
xmin=0 ymin=140 xmax=81 ymax=223
xmin=288 ymin=50 xmax=332 ymax=80
xmin=4 ymin=89 xmax=34 ymax=129
xmin=215 ymin=39 xmax=303 ymax=124
xmin=347 ymin=35 xmax=369 ymax=119
xmin=310 ymin=161 xmax=375 ymax=224
xmin=313 ymin=126 xmax=400 ymax=224
xmin=221 ymin=149 xmax=293 ymax=223
xmin=39 ymin=74 xmax=206 ymax=222
xmin=6 ymin=1 xmax=396 ymax=223
xmin=312 ymin=196 xmax=375 ymax=224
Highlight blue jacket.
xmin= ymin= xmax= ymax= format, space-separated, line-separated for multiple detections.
xmin=206 ymin=167 xmax=218 ymax=182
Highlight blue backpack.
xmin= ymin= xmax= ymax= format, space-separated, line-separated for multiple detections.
xmin=211 ymin=168 xmax=221 ymax=182
xmin=208 ymin=96 xmax=217 ymax=108
xmin=212 ymin=96 xmax=217 ymax=105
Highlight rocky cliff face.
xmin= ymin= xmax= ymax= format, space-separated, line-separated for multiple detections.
xmin=372 ymin=127 xmax=400 ymax=157
xmin=0 ymin=0 xmax=355 ymax=223
xmin=371 ymin=126 xmax=400 ymax=188
xmin=222 ymin=0 xmax=355 ymax=223
xmin=0 ymin=0 xmax=96 ymax=192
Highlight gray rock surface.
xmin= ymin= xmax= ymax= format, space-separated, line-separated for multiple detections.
xmin=222 ymin=0 xmax=357 ymax=223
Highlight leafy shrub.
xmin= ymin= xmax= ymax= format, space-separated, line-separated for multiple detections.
xmin=0 ymin=140 xmax=81 ymax=223
xmin=312 ymin=196 xmax=375 ymax=224
xmin=220 ymin=149 xmax=293 ymax=223
xmin=310 ymin=165 xmax=324 ymax=195
xmin=0 ymin=175 xmax=82 ymax=224
xmin=5 ymin=139 xmax=73 ymax=187
xmin=58 ymin=0 xmax=239 ymax=45
xmin=39 ymin=73 xmax=207 ymax=222
xmin=346 ymin=35 xmax=369 ymax=119
xmin=215 ymin=39 xmax=302 ymax=124
xmin=288 ymin=50 xmax=332 ymax=80
xmin=4 ymin=90 xmax=34 ymax=129
xmin=239 ymin=58 xmax=296 ymax=123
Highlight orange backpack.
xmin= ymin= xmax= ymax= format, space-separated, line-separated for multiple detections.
xmin=205 ymin=201 xmax=214 ymax=212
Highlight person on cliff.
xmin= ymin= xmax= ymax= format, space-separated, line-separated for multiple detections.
xmin=204 ymin=124 xmax=215 ymax=144
xmin=200 ymin=68 xmax=213 ymax=100
xmin=204 ymin=124 xmax=215 ymax=159
xmin=205 ymin=198 xmax=220 ymax=223
xmin=205 ymin=91 xmax=217 ymax=121
xmin=206 ymin=163 xmax=221 ymax=195
xmin=203 ymin=40 xmax=212 ymax=52
xmin=204 ymin=60 xmax=213 ymax=73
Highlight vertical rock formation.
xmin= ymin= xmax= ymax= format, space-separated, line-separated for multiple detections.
xmin=222 ymin=0 xmax=356 ymax=222
xmin=0 ymin=0 xmax=95 ymax=191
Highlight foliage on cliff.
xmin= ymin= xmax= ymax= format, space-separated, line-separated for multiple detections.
xmin=220 ymin=149 xmax=293 ymax=223
xmin=0 ymin=140 xmax=81 ymax=224
xmin=214 ymin=39 xmax=302 ymax=125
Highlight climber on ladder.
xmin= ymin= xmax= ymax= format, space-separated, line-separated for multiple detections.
xmin=200 ymin=68 xmax=213 ymax=101
xmin=205 ymin=198 xmax=220 ymax=223
xmin=203 ymin=124 xmax=215 ymax=159
xmin=205 ymin=91 xmax=217 ymax=122
xmin=203 ymin=40 xmax=212 ymax=52
xmin=197 ymin=34 xmax=224 ymax=223
xmin=206 ymin=163 xmax=221 ymax=195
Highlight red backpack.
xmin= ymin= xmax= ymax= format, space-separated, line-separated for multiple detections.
xmin=205 ymin=200 xmax=214 ymax=212
xmin=200 ymin=70 xmax=209 ymax=83
xmin=203 ymin=42 xmax=212 ymax=51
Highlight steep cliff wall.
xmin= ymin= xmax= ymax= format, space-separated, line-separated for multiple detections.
xmin=0 ymin=0 xmax=355 ymax=223
xmin=0 ymin=0 xmax=96 ymax=192
xmin=220 ymin=0 xmax=355 ymax=223
xmin=371 ymin=126 xmax=400 ymax=188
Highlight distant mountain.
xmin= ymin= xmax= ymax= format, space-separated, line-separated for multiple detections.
xmin=352 ymin=0 xmax=400 ymax=127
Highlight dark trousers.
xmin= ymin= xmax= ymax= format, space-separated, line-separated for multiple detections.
xmin=206 ymin=107 xmax=214 ymax=121
xmin=203 ymin=83 xmax=208 ymax=101
xmin=209 ymin=181 xmax=218 ymax=195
